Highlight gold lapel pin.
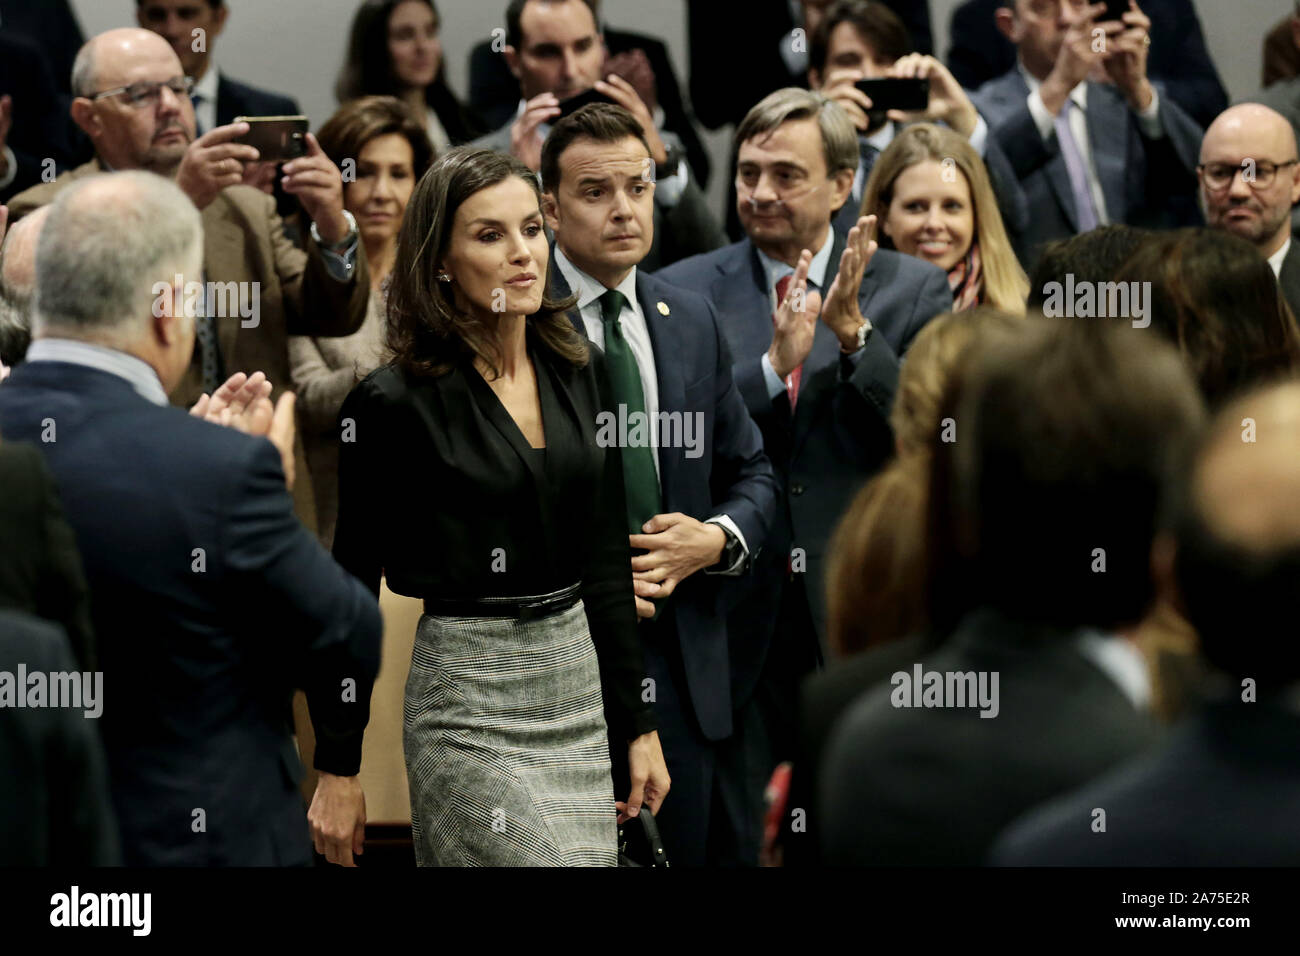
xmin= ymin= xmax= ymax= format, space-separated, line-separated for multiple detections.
xmin=657 ymin=301 xmax=670 ymax=316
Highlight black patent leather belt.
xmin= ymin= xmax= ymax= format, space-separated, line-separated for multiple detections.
xmin=423 ymin=582 xmax=582 ymax=622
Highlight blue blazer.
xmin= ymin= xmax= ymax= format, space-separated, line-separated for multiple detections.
xmin=552 ymin=264 xmax=779 ymax=741
xmin=656 ymin=236 xmax=951 ymax=704
xmin=0 ymin=362 xmax=382 ymax=865
xmin=971 ymin=71 xmax=1204 ymax=266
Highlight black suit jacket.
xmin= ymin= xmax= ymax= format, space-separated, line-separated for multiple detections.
xmin=0 ymin=32 xmax=79 ymax=202
xmin=688 ymin=0 xmax=933 ymax=131
xmin=468 ymin=27 xmax=712 ymax=187
xmin=0 ymin=441 xmax=94 ymax=671
xmin=946 ymin=0 xmax=1227 ymax=130
xmin=552 ymin=262 xmax=779 ymax=740
xmin=656 ymin=236 xmax=951 ymax=701
xmin=0 ymin=361 xmax=382 ymax=865
xmin=214 ymin=74 xmax=301 ymax=129
xmin=993 ymin=701 xmax=1300 ymax=866
xmin=1279 ymin=239 xmax=1300 ymax=321
xmin=819 ymin=608 xmax=1160 ymax=865
xmin=972 ymin=72 xmax=1203 ymax=268
xmin=0 ymin=609 xmax=120 ymax=866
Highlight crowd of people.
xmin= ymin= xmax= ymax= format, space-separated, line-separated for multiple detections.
xmin=1 ymin=0 xmax=1299 ymax=869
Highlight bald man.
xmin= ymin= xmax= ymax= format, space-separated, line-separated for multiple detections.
xmin=5 ymin=28 xmax=371 ymax=527
xmin=1199 ymin=103 xmax=1300 ymax=317
xmin=0 ymin=205 xmax=50 ymax=368
xmin=995 ymin=382 xmax=1300 ymax=866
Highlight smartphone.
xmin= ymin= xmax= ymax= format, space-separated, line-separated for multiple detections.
xmin=556 ymin=88 xmax=616 ymax=119
xmin=854 ymin=78 xmax=930 ymax=113
xmin=1100 ymin=0 xmax=1131 ymax=21
xmin=232 ymin=115 xmax=308 ymax=162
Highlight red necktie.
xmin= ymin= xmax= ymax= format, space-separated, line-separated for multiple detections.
xmin=773 ymin=274 xmax=803 ymax=408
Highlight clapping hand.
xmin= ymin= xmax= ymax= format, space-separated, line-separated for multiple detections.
xmin=190 ymin=371 xmax=297 ymax=489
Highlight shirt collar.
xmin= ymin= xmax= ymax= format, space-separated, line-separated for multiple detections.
xmin=553 ymin=245 xmax=639 ymax=312
xmin=1269 ymin=236 xmax=1291 ymax=279
xmin=1075 ymin=630 xmax=1151 ymax=711
xmin=864 ymin=121 xmax=896 ymax=153
xmin=1018 ymin=59 xmax=1087 ymax=111
xmin=192 ymin=65 xmax=219 ymax=102
xmin=25 ymin=338 xmax=170 ymax=406
xmin=754 ymin=224 xmax=835 ymax=291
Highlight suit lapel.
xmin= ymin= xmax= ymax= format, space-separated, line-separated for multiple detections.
xmin=637 ymin=272 xmax=683 ymax=505
xmin=1086 ymin=84 xmax=1130 ymax=223
xmin=712 ymin=240 xmax=775 ymax=360
xmin=791 ymin=230 xmax=846 ymax=458
xmin=201 ymin=201 xmax=248 ymax=369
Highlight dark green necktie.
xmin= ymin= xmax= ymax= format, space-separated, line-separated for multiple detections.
xmin=599 ymin=288 xmax=662 ymax=534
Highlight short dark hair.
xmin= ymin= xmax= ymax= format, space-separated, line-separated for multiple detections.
xmin=539 ymin=103 xmax=651 ymax=193
xmin=505 ymin=0 xmax=599 ymax=51
xmin=316 ymin=95 xmax=436 ymax=178
xmin=809 ymin=0 xmax=913 ymax=75
xmin=948 ymin=320 xmax=1204 ymax=632
xmin=1027 ymin=224 xmax=1148 ymax=308
xmin=386 ymin=147 xmax=585 ymax=380
xmin=1115 ymin=228 xmax=1300 ymax=408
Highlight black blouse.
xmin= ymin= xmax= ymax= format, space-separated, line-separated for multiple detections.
xmin=332 ymin=338 xmax=656 ymax=740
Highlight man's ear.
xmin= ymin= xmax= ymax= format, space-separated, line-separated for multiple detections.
xmin=829 ymin=165 xmax=855 ymax=214
xmin=503 ymin=45 xmax=522 ymax=81
xmin=211 ymin=3 xmax=230 ymax=38
xmin=1289 ymin=161 xmax=1300 ymax=207
xmin=70 ymin=98 xmax=99 ymax=139
xmin=994 ymin=6 xmax=1018 ymax=43
xmin=541 ymin=191 xmax=560 ymax=231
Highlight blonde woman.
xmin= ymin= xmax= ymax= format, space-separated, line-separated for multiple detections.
xmin=862 ymin=123 xmax=1028 ymax=313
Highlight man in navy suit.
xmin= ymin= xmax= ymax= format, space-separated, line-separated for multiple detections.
xmin=136 ymin=0 xmax=300 ymax=137
xmin=994 ymin=381 xmax=1300 ymax=866
xmin=541 ymin=104 xmax=779 ymax=865
xmin=970 ymin=0 xmax=1202 ymax=267
xmin=655 ymin=87 xmax=951 ymax=828
xmin=0 ymin=170 xmax=381 ymax=866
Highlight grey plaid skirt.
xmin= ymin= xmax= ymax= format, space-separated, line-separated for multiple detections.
xmin=403 ymin=595 xmax=618 ymax=866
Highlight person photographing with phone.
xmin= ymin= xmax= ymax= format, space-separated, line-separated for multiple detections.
xmin=806 ymin=0 xmax=1027 ymax=248
xmin=473 ymin=0 xmax=725 ymax=271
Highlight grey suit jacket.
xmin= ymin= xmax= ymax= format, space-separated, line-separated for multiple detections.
xmin=471 ymin=122 xmax=727 ymax=271
xmin=971 ymin=72 xmax=1204 ymax=266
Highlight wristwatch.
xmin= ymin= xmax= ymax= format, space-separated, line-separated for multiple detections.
xmin=708 ymin=522 xmax=747 ymax=574
xmin=841 ymin=316 xmax=872 ymax=354
xmin=310 ymin=209 xmax=358 ymax=252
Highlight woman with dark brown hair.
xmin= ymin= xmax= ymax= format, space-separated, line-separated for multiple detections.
xmin=289 ymin=96 xmax=434 ymax=545
xmin=332 ymin=146 xmax=668 ymax=866
xmin=1115 ymin=227 xmax=1300 ymax=408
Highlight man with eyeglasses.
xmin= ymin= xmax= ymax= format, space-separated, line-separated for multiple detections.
xmin=5 ymin=28 xmax=370 ymax=534
xmin=1199 ymin=103 xmax=1300 ymax=318
xmin=656 ymin=88 xmax=950 ymax=860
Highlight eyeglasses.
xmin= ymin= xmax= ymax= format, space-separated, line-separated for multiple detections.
xmin=89 ymin=76 xmax=195 ymax=109
xmin=1197 ymin=159 xmax=1299 ymax=191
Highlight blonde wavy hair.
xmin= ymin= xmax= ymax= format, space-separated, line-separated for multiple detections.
xmin=861 ymin=123 xmax=1028 ymax=314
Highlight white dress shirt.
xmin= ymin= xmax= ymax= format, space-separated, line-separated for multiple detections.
xmin=1020 ymin=62 xmax=1164 ymax=227
xmin=190 ymin=65 xmax=220 ymax=136
xmin=552 ymin=245 xmax=749 ymax=570
xmin=1269 ymin=236 xmax=1291 ymax=278
xmin=1076 ymin=630 xmax=1152 ymax=711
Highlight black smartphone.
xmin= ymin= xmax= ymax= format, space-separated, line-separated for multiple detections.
xmin=556 ymin=88 xmax=616 ymax=119
xmin=1100 ymin=0 xmax=1131 ymax=21
xmin=233 ymin=115 xmax=308 ymax=162
xmin=854 ymin=77 xmax=930 ymax=113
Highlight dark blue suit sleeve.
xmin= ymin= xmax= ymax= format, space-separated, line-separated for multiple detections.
xmin=704 ymin=301 xmax=778 ymax=556
xmin=225 ymin=438 xmax=382 ymax=776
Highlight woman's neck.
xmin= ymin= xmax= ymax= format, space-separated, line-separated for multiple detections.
xmin=364 ymin=236 xmax=397 ymax=291
xmin=400 ymin=87 xmax=427 ymax=117
xmin=477 ymin=313 xmax=529 ymax=379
